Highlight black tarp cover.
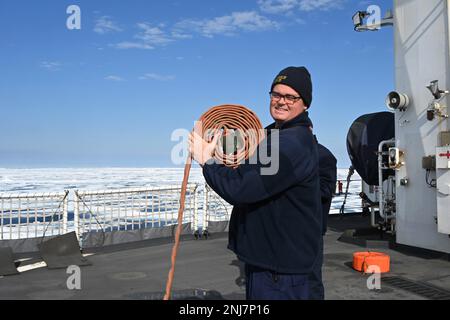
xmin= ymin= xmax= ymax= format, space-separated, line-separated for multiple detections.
xmin=346 ymin=112 xmax=395 ymax=185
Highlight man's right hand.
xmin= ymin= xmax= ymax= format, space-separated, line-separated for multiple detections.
xmin=188 ymin=130 xmax=221 ymax=166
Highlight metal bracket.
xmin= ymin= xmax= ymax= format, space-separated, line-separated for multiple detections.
xmin=353 ymin=9 xmax=393 ymax=32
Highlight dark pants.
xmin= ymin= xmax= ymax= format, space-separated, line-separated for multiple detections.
xmin=308 ymin=237 xmax=324 ymax=300
xmin=245 ymin=264 xmax=309 ymax=300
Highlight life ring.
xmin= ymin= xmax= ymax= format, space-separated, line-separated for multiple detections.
xmin=353 ymin=251 xmax=390 ymax=273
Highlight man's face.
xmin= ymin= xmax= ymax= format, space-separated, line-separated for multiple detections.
xmin=270 ymin=84 xmax=307 ymax=124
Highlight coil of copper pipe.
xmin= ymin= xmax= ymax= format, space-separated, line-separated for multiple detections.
xmin=163 ymin=104 xmax=264 ymax=300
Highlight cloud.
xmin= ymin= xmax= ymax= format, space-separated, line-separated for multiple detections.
xmin=114 ymin=23 xmax=172 ymax=50
xmin=114 ymin=11 xmax=278 ymax=49
xmin=175 ymin=11 xmax=279 ymax=38
xmin=134 ymin=23 xmax=173 ymax=45
xmin=258 ymin=0 xmax=298 ymax=14
xmin=138 ymin=73 xmax=176 ymax=81
xmin=258 ymin=0 xmax=346 ymax=14
xmin=40 ymin=61 xmax=62 ymax=71
xmin=115 ymin=41 xmax=154 ymax=50
xmin=94 ymin=16 xmax=123 ymax=34
xmin=104 ymin=75 xmax=125 ymax=81
xmin=170 ymin=30 xmax=193 ymax=40
xmin=298 ymin=0 xmax=346 ymax=11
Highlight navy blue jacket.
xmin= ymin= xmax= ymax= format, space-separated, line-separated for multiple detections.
xmin=317 ymin=140 xmax=337 ymax=235
xmin=202 ymin=112 xmax=322 ymax=274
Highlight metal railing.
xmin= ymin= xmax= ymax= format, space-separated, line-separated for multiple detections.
xmin=0 ymin=191 xmax=69 ymax=240
xmin=74 ymin=185 xmax=199 ymax=240
xmin=204 ymin=179 xmax=364 ymax=217
xmin=0 ymin=180 xmax=363 ymax=244
xmin=203 ymin=184 xmax=233 ymax=230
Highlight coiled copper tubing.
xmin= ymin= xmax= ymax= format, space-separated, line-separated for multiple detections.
xmin=163 ymin=104 xmax=264 ymax=300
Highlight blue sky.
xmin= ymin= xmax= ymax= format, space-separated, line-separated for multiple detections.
xmin=0 ymin=0 xmax=394 ymax=168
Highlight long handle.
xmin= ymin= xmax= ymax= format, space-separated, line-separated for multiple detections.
xmin=163 ymin=155 xmax=192 ymax=300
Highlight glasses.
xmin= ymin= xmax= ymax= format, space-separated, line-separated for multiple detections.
xmin=269 ymin=91 xmax=302 ymax=104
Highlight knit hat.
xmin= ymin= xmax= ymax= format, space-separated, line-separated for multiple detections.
xmin=271 ymin=66 xmax=313 ymax=108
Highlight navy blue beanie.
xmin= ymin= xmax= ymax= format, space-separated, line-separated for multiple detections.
xmin=271 ymin=66 xmax=313 ymax=108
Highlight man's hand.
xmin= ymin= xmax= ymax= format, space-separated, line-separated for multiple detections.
xmin=188 ymin=129 xmax=221 ymax=166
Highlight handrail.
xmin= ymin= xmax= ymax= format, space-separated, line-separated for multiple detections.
xmin=0 ymin=181 xmax=364 ymax=243
xmin=0 ymin=191 xmax=69 ymax=240
xmin=0 ymin=192 xmax=68 ymax=199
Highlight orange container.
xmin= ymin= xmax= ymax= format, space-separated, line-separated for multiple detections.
xmin=352 ymin=251 xmax=390 ymax=273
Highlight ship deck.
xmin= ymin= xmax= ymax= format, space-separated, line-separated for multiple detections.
xmin=1 ymin=213 xmax=450 ymax=300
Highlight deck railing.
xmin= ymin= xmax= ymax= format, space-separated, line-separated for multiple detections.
xmin=74 ymin=185 xmax=198 ymax=237
xmin=0 ymin=180 xmax=362 ymax=245
xmin=0 ymin=191 xmax=69 ymax=240
xmin=204 ymin=184 xmax=233 ymax=228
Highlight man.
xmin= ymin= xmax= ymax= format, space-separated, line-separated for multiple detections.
xmin=308 ymin=138 xmax=337 ymax=300
xmin=188 ymin=66 xmax=322 ymax=300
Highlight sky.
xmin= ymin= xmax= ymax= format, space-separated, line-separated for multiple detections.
xmin=0 ymin=0 xmax=394 ymax=168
